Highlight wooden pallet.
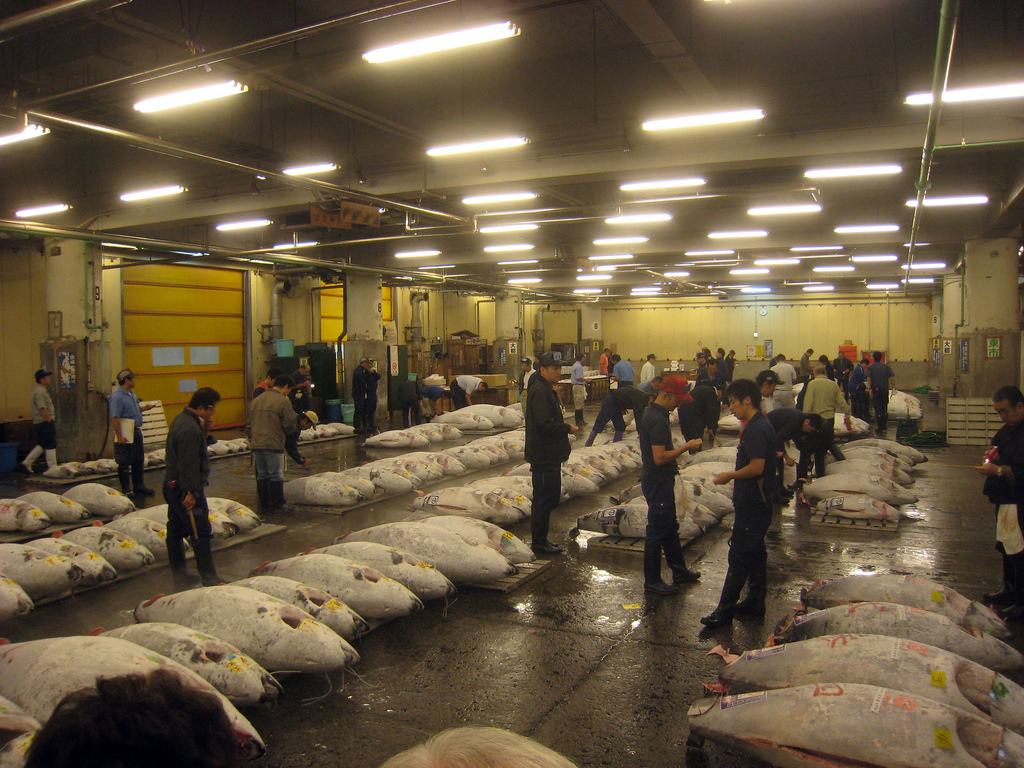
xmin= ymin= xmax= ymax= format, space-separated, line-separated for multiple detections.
xmin=140 ymin=400 xmax=168 ymax=447
xmin=809 ymin=512 xmax=898 ymax=531
xmin=0 ymin=519 xmax=96 ymax=544
xmin=468 ymin=559 xmax=553 ymax=593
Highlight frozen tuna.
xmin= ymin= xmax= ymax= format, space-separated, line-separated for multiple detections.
xmin=27 ymin=538 xmax=117 ymax=587
xmin=466 ymin=476 xmax=535 ymax=500
xmin=101 ymin=622 xmax=282 ymax=706
xmin=575 ymin=503 xmax=703 ymax=541
xmin=0 ymin=694 xmax=40 ymax=747
xmin=105 ymin=515 xmax=169 ymax=559
xmin=715 ymin=634 xmax=1024 ymax=734
xmin=433 ymin=411 xmax=495 ymax=431
xmin=413 ymin=487 xmax=528 ymax=525
xmin=61 ymin=526 xmax=155 ymax=572
xmin=207 ymin=510 xmax=239 ymax=539
xmin=439 ymin=446 xmax=493 ymax=470
xmin=814 ymin=495 xmax=903 ymax=521
xmin=689 ymin=682 xmax=1024 ymax=768
xmin=250 ymin=555 xmax=422 ymax=621
xmin=801 ymin=574 xmax=1009 ymax=639
xmin=853 ymin=437 xmax=927 ymax=463
xmin=0 ymin=501 xmax=49 ymax=533
xmin=364 ymin=430 xmax=431 ymax=449
xmin=231 ymin=575 xmax=369 ymax=641
xmin=207 ymin=499 xmax=263 ymax=533
xmin=283 ymin=476 xmax=366 ymax=507
xmin=17 ymin=492 xmax=89 ymax=524
xmin=337 ymin=522 xmax=516 ymax=585
xmin=773 ymin=602 xmax=1024 ymax=672
xmin=338 ymin=466 xmax=416 ymax=496
xmin=0 ymin=577 xmax=33 ymax=622
xmin=135 ymin=586 xmax=358 ymax=673
xmin=305 ymin=542 xmax=455 ymax=602
xmin=0 ymin=545 xmax=80 ymax=601
xmin=801 ymin=473 xmax=918 ymax=505
xmin=0 ymin=635 xmax=264 ymax=758
xmin=825 ymin=459 xmax=914 ymax=485
xmin=61 ymin=483 xmax=136 ymax=518
xmin=419 ymin=516 xmax=534 ymax=564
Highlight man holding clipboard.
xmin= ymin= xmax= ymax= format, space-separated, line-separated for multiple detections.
xmin=110 ymin=369 xmax=157 ymax=498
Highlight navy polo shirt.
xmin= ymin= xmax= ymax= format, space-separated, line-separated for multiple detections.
xmin=639 ymin=402 xmax=676 ymax=482
xmin=733 ymin=409 xmax=778 ymax=506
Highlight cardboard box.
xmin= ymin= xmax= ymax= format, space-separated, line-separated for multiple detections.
xmin=478 ymin=373 xmax=508 ymax=387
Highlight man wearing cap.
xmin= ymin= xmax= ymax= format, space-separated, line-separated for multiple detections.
xmin=702 ymin=378 xmax=779 ymax=627
xmin=610 ymin=354 xmax=634 ymax=387
xmin=639 ymin=376 xmax=703 ymax=594
xmin=109 ymin=368 xmax=157 ymax=497
xmin=848 ymin=357 xmax=871 ymax=420
xmin=285 ymin=410 xmax=319 ymax=467
xmin=248 ymin=375 xmax=298 ymax=511
xmin=525 ymin=352 xmax=578 ymax=555
xmin=640 ymin=354 xmax=658 ymax=384
xmin=756 ymin=369 xmax=781 ymax=413
xmin=352 ymin=357 xmax=382 ymax=435
xmin=770 ymin=354 xmax=798 ymax=410
xmin=584 ymin=382 xmax=652 ymax=446
xmin=518 ymin=358 xmax=534 ymax=396
xmin=20 ymin=369 xmax=58 ymax=473
xmin=570 ymin=352 xmax=587 ymax=429
xmin=677 ymin=381 xmax=720 ymax=454
xmin=449 ymin=374 xmax=487 ymax=410
xmin=397 ymin=374 xmax=424 ymax=428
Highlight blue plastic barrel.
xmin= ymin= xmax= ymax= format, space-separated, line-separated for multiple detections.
xmin=324 ymin=399 xmax=342 ymax=423
xmin=0 ymin=442 xmax=18 ymax=473
xmin=341 ymin=404 xmax=356 ymax=424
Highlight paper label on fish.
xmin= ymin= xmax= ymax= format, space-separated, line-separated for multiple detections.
xmin=934 ymin=728 xmax=953 ymax=749
xmin=502 ymin=532 xmax=514 ymax=540
xmin=119 ymin=540 xmax=135 ymax=549
xmin=793 ymin=611 xmax=816 ymax=626
xmin=745 ymin=645 xmax=787 ymax=661
xmin=824 ymin=497 xmax=844 ymax=509
xmin=423 ymin=495 xmax=439 ymax=506
xmin=720 ymin=691 xmax=767 ymax=709
xmin=896 ymin=604 xmax=907 ymax=621
xmin=226 ymin=656 xmax=254 ymax=673
xmin=930 ymin=589 xmax=943 ymax=602
xmin=323 ymin=599 xmax=344 ymax=610
xmin=870 ymin=687 xmax=885 ymax=713
xmin=930 ymin=670 xmax=946 ymax=688
xmin=889 ymin=637 xmax=901 ymax=660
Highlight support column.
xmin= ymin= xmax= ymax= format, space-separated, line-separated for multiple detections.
xmin=491 ymin=293 xmax=522 ymax=401
xmin=580 ymin=303 xmax=602 ymax=368
xmin=956 ymin=238 xmax=1020 ymax=397
xmin=343 ymin=272 xmax=386 ymax=421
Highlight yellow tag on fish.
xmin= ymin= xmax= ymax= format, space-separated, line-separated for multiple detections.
xmin=930 ymin=670 xmax=946 ymax=688
xmin=119 ymin=540 xmax=135 ymax=549
xmin=931 ymin=590 xmax=943 ymax=602
xmin=226 ymin=656 xmax=253 ymax=673
xmin=515 ymin=495 xmax=527 ymax=504
xmin=157 ymin=530 xmax=166 ymax=539
xmin=323 ymin=599 xmax=343 ymax=610
xmin=934 ymin=728 xmax=953 ymax=749
xmin=622 ymin=604 xmax=642 ymax=609
xmin=296 ymin=619 xmax=320 ymax=633
xmin=502 ymin=531 xmax=514 ymax=540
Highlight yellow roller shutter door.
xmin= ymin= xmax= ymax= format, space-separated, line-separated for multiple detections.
xmin=122 ymin=265 xmax=246 ymax=427
xmin=319 ymin=284 xmax=390 ymax=342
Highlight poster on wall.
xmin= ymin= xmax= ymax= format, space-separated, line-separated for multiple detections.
xmin=764 ymin=340 xmax=773 ymax=359
xmin=933 ymin=348 xmax=941 ymax=366
xmin=58 ymin=350 xmax=76 ymax=390
xmin=959 ymin=338 xmax=969 ymax=372
xmin=509 ymin=341 xmax=518 ymax=356
xmin=389 ymin=345 xmax=399 ymax=376
xmin=986 ymin=336 xmax=1002 ymax=358
xmin=942 ymin=339 xmax=953 ymax=355
xmin=746 ymin=344 xmax=756 ymax=359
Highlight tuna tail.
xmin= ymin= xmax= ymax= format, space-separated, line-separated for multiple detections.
xmin=91 ymin=520 xmax=104 ymax=527
xmin=249 ymin=561 xmax=272 ymax=576
xmin=52 ymin=530 xmax=64 ymax=538
xmin=706 ymin=645 xmax=740 ymax=664
xmin=87 ymin=627 xmax=105 ymax=636
xmin=702 ymin=681 xmax=731 ymax=694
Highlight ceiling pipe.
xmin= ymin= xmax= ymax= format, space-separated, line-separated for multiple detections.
xmin=24 ymin=109 xmax=470 ymax=226
xmin=905 ymin=0 xmax=959 ymax=292
xmin=22 ymin=0 xmax=450 ymax=109
xmin=0 ymin=0 xmax=129 ymax=44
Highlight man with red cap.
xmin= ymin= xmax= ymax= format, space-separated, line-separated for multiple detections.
xmin=638 ymin=375 xmax=704 ymax=594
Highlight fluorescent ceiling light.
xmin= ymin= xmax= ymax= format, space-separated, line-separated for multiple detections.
xmin=851 ymin=254 xmax=897 ymax=263
xmin=867 ymin=283 xmax=901 ymax=290
xmin=395 ymin=250 xmax=442 ymax=258
xmin=134 ymin=80 xmax=248 ymax=113
xmin=364 ymin=21 xmax=519 ymax=63
xmin=663 ymin=271 xmax=691 ymax=277
xmin=902 ymin=262 xmax=947 ymax=270
xmin=791 ymin=245 xmax=843 ymax=252
xmin=903 ymin=242 xmax=932 ymax=247
xmin=812 ymin=265 xmax=855 ymax=273
xmin=0 ymin=123 xmax=49 ymax=147
xmin=605 ymin=213 xmax=671 ymax=224
xmin=483 ymin=243 xmax=534 ymax=253
xmin=730 ymin=268 xmax=769 ymax=275
xmin=905 ymin=82 xmax=1024 ymax=105
xmin=249 ymin=259 xmax=274 ymax=265
xmin=588 ymin=254 xmax=634 ymax=261
xmin=508 ymin=277 xmax=541 ymax=284
xmin=905 ymin=195 xmax=988 ymax=207
xmin=594 ymin=236 xmax=648 ymax=245
xmin=480 ymin=223 xmax=538 ymax=233
xmin=741 ymin=287 xmax=771 ymax=294
xmin=642 ymin=108 xmax=765 ymax=131
xmin=463 ymin=191 xmax=537 ymax=205
xmin=573 ymin=288 xmax=602 ymax=295
xmin=685 ymin=249 xmax=735 ymax=256
xmin=754 ymin=258 xmax=800 ymax=266
xmin=709 ymin=230 xmax=768 ymax=239
xmin=417 ymin=264 xmax=455 ymax=270
xmin=16 ymin=203 xmax=69 ymax=217
xmin=593 ymin=265 xmax=618 ymax=272
xmin=282 ymin=162 xmax=337 ymax=176
xmin=426 ymin=136 xmax=528 ymax=156
xmin=576 ymin=274 xmax=613 ymax=281
xmin=834 ymin=224 xmax=899 ymax=234
xmin=715 ymin=284 xmax=750 ymax=290
xmin=620 ymin=177 xmax=706 ymax=191
xmin=785 ymin=281 xmax=823 ymax=286
xmin=803 ymin=285 xmax=835 ymax=292
xmin=101 ymin=242 xmax=137 ymax=250
xmin=216 ymin=218 xmax=270 ymax=231
xmin=747 ymin=203 xmax=821 ymax=216
xmin=903 ymin=277 xmax=936 ymax=284
xmin=119 ymin=185 xmax=186 ymax=202
xmin=272 ymin=241 xmax=317 ymax=250
xmin=804 ymin=165 xmax=902 ymax=179
xmin=632 ymin=289 xmax=661 ymax=294
xmin=497 ymin=259 xmax=538 ymax=265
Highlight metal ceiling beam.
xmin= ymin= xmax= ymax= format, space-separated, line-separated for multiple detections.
xmin=0 ymin=0 xmax=129 ymax=44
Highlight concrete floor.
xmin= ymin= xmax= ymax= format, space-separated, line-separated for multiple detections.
xmin=0 ymin=400 xmax=1015 ymax=768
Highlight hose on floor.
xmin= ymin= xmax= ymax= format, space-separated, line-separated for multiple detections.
xmin=901 ymin=430 xmax=948 ymax=448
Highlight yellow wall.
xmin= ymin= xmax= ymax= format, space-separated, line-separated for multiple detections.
xmin=0 ymin=246 xmax=48 ymax=422
xmin=320 ymin=284 xmax=345 ymax=342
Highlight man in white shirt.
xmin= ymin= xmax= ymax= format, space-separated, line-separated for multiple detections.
xmin=640 ymin=354 xmax=657 ymax=384
xmin=570 ymin=353 xmax=587 ymax=428
xmin=450 ymin=375 xmax=487 ymax=409
xmin=770 ymin=353 xmax=798 ymax=410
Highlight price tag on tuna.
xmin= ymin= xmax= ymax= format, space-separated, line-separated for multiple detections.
xmin=934 ymin=728 xmax=953 ymax=749
xmin=930 ymin=590 xmax=943 ymax=602
xmin=930 ymin=670 xmax=947 ymax=688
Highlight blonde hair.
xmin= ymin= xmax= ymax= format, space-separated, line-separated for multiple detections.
xmin=379 ymin=727 xmax=578 ymax=768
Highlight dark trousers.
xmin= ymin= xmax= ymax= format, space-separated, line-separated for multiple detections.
xmin=450 ymin=381 xmax=468 ymax=409
xmin=592 ymin=396 xmax=626 ymax=434
xmin=727 ymin=502 xmax=772 ymax=596
xmin=114 ymin=426 xmax=146 ymax=492
xmin=401 ymin=398 xmax=423 ymax=428
xmin=34 ymin=420 xmax=57 ymax=449
xmin=530 ymin=464 xmax=562 ymax=545
xmin=641 ymin=476 xmax=687 ymax=585
xmin=851 ymin=385 xmax=870 ymax=420
xmin=806 ymin=418 xmax=844 ymax=477
xmin=163 ymin=481 xmax=212 ymax=543
xmin=354 ymin=398 xmax=377 ymax=432
xmin=871 ymin=388 xmax=890 ymax=431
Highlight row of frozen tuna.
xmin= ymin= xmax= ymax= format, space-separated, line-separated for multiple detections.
xmin=689 ymin=574 xmax=1023 ymax=768
xmin=2 ymin=485 xmax=139 ymax=532
xmin=0 ymin=498 xmax=263 ymax=620
xmin=297 ymin=422 xmax=356 ymax=441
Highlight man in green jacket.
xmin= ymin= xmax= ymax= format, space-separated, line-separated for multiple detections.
xmin=801 ymin=365 xmax=851 ymax=477
xmin=248 ymin=375 xmax=298 ymax=511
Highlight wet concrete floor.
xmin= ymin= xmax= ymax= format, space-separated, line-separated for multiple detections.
xmin=0 ymin=403 xmax=1015 ymax=768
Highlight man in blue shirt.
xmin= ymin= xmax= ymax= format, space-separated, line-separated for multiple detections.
xmin=867 ymin=351 xmax=897 ymax=435
xmin=848 ymin=358 xmax=870 ymax=420
xmin=570 ymin=353 xmax=587 ymax=428
xmin=109 ymin=368 xmax=157 ymax=498
xmin=611 ymin=354 xmax=634 ymax=387
xmin=639 ymin=376 xmax=703 ymax=594
xmin=702 ymin=378 xmax=778 ymax=627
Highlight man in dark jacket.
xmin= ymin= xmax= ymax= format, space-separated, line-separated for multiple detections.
xmin=525 ymin=352 xmax=578 ymax=555
xmin=164 ymin=387 xmax=221 ymax=589
xmin=678 ymin=382 xmax=721 ymax=453
xmin=248 ymin=375 xmax=298 ymax=511
xmin=583 ymin=384 xmax=651 ymax=446
xmin=352 ymin=357 xmax=382 ymax=434
xmin=398 ymin=376 xmax=424 ymax=428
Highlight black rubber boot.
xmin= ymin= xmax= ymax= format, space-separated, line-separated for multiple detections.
xmin=192 ymin=538 xmax=221 ymax=587
xmin=269 ymin=480 xmax=287 ymax=511
xmin=733 ymin=564 xmax=767 ymax=616
xmin=701 ymin=569 xmax=748 ymax=628
xmin=575 ymin=409 xmax=586 ymax=427
xmin=167 ymin=536 xmax=201 ymax=590
xmin=256 ymin=478 xmax=270 ymax=508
